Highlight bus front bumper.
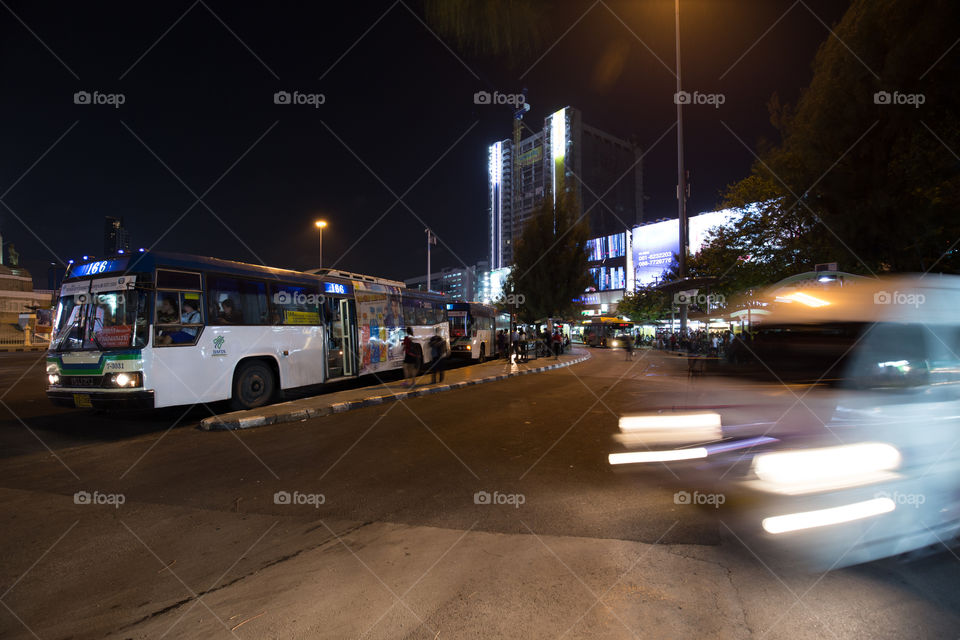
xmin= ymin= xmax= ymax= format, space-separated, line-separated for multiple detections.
xmin=47 ymin=389 xmax=155 ymax=410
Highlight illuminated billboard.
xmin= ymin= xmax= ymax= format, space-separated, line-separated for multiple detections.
xmin=589 ymin=266 xmax=626 ymax=291
xmin=631 ymin=219 xmax=678 ymax=287
xmin=586 ymin=232 xmax=626 ymax=261
xmin=689 ymin=208 xmax=741 ymax=251
xmin=628 ymin=209 xmax=740 ymax=289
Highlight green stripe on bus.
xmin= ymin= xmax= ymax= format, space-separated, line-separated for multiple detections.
xmin=53 ymin=353 xmax=142 ymax=376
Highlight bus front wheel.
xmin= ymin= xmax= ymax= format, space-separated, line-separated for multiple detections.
xmin=232 ymin=360 xmax=276 ymax=410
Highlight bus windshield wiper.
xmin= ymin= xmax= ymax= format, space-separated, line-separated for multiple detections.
xmin=55 ymin=316 xmax=82 ymax=352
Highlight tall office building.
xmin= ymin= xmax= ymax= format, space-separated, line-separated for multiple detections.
xmin=104 ymin=216 xmax=130 ymax=257
xmin=488 ymin=106 xmax=643 ymax=269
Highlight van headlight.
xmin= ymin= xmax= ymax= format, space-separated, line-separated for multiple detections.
xmin=751 ymin=442 xmax=901 ymax=495
xmin=110 ymin=372 xmax=142 ymax=388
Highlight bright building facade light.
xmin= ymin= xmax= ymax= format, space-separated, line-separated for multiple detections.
xmin=550 ymin=108 xmax=566 ymax=205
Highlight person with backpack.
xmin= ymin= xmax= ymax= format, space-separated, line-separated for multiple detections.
xmin=428 ymin=328 xmax=449 ymax=384
xmin=402 ymin=327 xmax=419 ymax=387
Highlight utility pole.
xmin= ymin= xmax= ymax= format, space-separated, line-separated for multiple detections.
xmin=425 ymin=228 xmax=437 ymax=292
xmin=675 ymin=0 xmax=689 ymax=335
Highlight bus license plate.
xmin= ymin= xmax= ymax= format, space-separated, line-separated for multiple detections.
xmin=73 ymin=394 xmax=93 ymax=408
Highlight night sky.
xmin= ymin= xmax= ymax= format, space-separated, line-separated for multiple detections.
xmin=1 ymin=0 xmax=848 ymax=286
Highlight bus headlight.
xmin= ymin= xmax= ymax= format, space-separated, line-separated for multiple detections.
xmin=110 ymin=372 xmax=142 ymax=388
xmin=48 ymin=374 xmax=60 ymax=386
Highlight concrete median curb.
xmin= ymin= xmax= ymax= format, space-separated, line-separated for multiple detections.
xmin=200 ymin=352 xmax=591 ymax=431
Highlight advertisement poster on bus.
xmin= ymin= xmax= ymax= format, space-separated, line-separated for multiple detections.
xmin=354 ymin=283 xmax=403 ymax=375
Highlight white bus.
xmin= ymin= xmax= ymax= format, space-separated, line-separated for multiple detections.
xmin=446 ymin=302 xmax=508 ymax=360
xmin=46 ymin=252 xmax=448 ymax=410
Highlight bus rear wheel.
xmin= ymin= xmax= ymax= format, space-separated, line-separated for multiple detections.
xmin=232 ymin=361 xmax=276 ymax=410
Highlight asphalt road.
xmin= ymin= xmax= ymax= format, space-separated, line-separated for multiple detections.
xmin=0 ymin=349 xmax=957 ymax=639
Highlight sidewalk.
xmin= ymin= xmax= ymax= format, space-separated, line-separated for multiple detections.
xmin=200 ymin=348 xmax=591 ymax=431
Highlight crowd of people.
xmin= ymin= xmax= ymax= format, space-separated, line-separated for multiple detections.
xmin=495 ymin=326 xmax=569 ymax=362
xmin=400 ymin=324 xmax=571 ymax=387
xmin=652 ymin=328 xmax=747 ymax=358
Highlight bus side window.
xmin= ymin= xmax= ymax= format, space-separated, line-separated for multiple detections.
xmin=209 ymin=276 xmax=269 ymax=325
xmin=270 ymin=283 xmax=320 ymax=325
xmin=402 ymin=299 xmax=416 ymax=326
xmin=154 ymin=292 xmax=204 ymax=346
xmin=156 ymin=292 xmax=180 ymax=325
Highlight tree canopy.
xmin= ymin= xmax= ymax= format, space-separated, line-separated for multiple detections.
xmin=702 ymin=0 xmax=960 ymax=292
xmin=616 ymin=285 xmax=671 ymax=325
xmin=504 ymin=195 xmax=592 ymax=322
xmin=422 ymin=0 xmax=545 ymax=59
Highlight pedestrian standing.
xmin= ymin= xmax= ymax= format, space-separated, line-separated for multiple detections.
xmin=402 ymin=327 xmax=418 ymax=387
xmin=511 ymin=326 xmax=520 ymax=361
xmin=428 ymin=328 xmax=447 ymax=384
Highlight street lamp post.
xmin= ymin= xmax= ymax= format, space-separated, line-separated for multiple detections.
xmin=314 ymin=220 xmax=327 ymax=269
xmin=675 ymin=0 xmax=689 ymax=335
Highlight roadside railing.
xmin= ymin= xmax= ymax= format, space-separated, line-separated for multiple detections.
xmin=0 ymin=332 xmax=51 ymax=347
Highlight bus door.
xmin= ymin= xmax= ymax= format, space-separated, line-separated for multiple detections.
xmin=325 ymin=297 xmax=355 ymax=379
xmin=338 ymin=298 xmax=358 ymax=377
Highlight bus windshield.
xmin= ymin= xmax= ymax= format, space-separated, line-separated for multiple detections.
xmin=449 ymin=312 xmax=469 ymax=339
xmin=52 ymin=289 xmax=149 ymax=351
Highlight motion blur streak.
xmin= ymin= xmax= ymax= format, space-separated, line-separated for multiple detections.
xmin=616 ymin=412 xmax=722 ymax=445
xmin=777 ymin=291 xmax=831 ymax=307
xmin=761 ymin=498 xmax=896 ymax=534
xmin=608 ymin=447 xmax=708 ymax=465
xmin=752 ymin=443 xmax=902 ymax=494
